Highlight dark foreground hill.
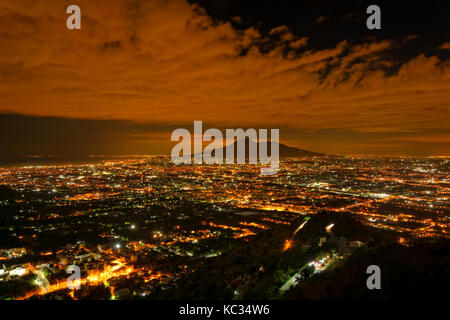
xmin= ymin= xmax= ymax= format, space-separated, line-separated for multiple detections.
xmin=153 ymin=211 xmax=449 ymax=300
xmin=0 ymin=185 xmax=18 ymax=201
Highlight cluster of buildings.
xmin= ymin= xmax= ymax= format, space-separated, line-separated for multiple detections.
xmin=0 ymin=155 xmax=447 ymax=298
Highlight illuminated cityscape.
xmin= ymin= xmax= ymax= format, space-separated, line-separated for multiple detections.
xmin=0 ymin=155 xmax=448 ymax=299
xmin=0 ymin=0 xmax=449 ymax=304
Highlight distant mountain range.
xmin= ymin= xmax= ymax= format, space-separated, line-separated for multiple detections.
xmin=272 ymin=141 xmax=325 ymax=158
xmin=0 ymin=142 xmax=324 ymax=168
xmin=193 ymin=139 xmax=325 ymax=159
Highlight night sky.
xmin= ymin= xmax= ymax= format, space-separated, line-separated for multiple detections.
xmin=0 ymin=0 xmax=449 ymax=157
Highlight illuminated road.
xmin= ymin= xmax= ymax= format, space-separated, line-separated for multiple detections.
xmin=34 ymin=270 xmax=50 ymax=292
xmin=280 ymin=270 xmax=302 ymax=292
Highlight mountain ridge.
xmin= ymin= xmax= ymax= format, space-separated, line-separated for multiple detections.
xmin=191 ymin=139 xmax=325 ymax=159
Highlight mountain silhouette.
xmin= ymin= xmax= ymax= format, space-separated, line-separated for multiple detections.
xmin=192 ymin=138 xmax=324 ymax=159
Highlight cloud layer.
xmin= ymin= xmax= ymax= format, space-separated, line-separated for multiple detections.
xmin=0 ymin=0 xmax=449 ymax=155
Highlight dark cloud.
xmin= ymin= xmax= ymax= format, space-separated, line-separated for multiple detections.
xmin=101 ymin=40 xmax=122 ymax=51
xmin=0 ymin=113 xmax=185 ymax=156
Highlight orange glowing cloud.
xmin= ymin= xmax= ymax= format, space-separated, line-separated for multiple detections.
xmin=0 ymin=0 xmax=448 ymax=155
